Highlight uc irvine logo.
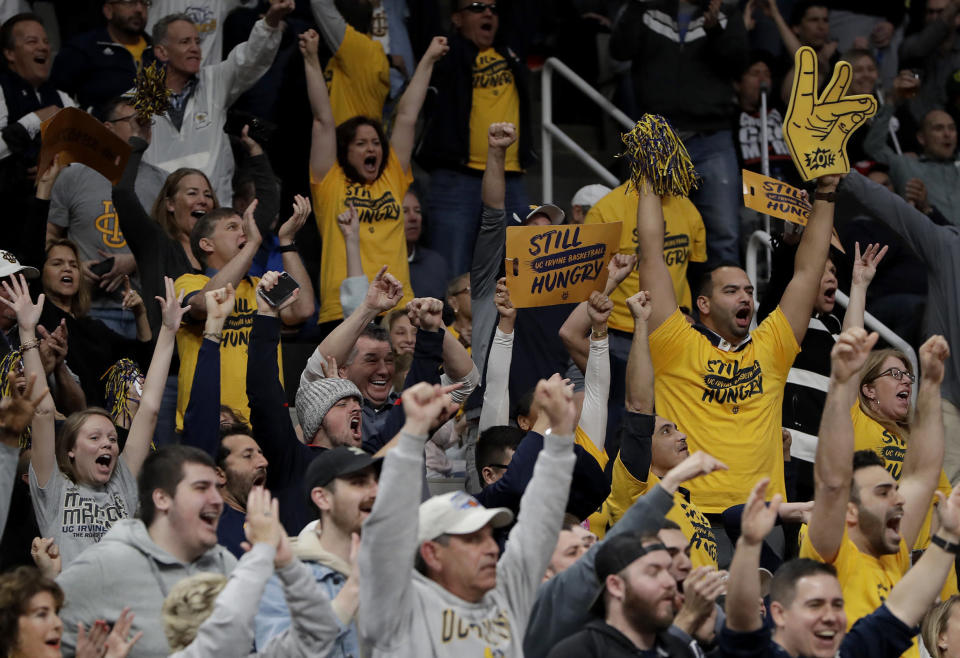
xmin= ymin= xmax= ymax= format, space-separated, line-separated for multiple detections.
xmin=95 ymin=200 xmax=126 ymax=249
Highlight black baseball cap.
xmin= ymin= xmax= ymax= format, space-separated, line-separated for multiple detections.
xmin=303 ymin=446 xmax=382 ymax=498
xmin=588 ymin=531 xmax=669 ymax=615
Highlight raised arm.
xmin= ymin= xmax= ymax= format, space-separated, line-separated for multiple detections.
xmin=760 ymin=0 xmax=802 ymax=56
xmin=482 ymin=123 xmax=515 ymax=210
xmin=624 ymin=291 xmax=654 ymax=413
xmin=275 ymin=195 xmax=317 ymax=326
xmin=897 ymin=335 xmax=949 ymax=549
xmin=725 ymin=478 xmax=781 ymax=632
xmin=391 ymin=37 xmax=449 ymax=172
xmin=841 ymin=243 xmax=888 ymax=332
xmin=309 ymin=0 xmax=347 ymax=53
xmin=301 ymin=29 xmax=337 ymax=181
xmin=122 ymin=277 xmax=190 ymax=477
xmin=302 ymin=266 xmax=402 ymax=384
xmin=336 ymin=202 xmax=368 ymax=316
xmin=215 ymin=3 xmax=289 ymax=107
xmin=885 ymin=483 xmax=960 ymax=627
xmin=2 ymin=277 xmax=55 ymax=486
xmin=480 ymin=278 xmax=516 ymax=431
xmin=181 ymin=286 xmax=234 ymax=457
xmin=0 ymin=373 xmax=47 ymax=536
xmin=778 ymin=175 xmax=838 ymax=344
xmin=576 ymin=292 xmax=613 ymax=455
xmin=635 ymin=188 xmax=678 ymax=332
xmin=559 ymin=254 xmax=636 ymax=372
xmin=807 ymin=327 xmax=879 ymax=562
xmin=358 ymin=383 xmax=453 ymax=647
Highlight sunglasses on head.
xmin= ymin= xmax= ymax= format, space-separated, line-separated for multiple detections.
xmin=461 ymin=2 xmax=498 ymax=14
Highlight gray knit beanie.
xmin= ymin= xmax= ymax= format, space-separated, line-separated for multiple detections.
xmin=295 ymin=378 xmax=363 ymax=442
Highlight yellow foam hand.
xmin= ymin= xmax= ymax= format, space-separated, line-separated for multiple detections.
xmin=783 ymin=46 xmax=877 ymax=181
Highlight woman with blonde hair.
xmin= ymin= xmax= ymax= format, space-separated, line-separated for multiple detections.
xmin=5 ymin=275 xmax=189 ymax=567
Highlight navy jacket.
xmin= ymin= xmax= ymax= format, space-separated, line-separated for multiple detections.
xmin=50 ymin=27 xmax=152 ymax=110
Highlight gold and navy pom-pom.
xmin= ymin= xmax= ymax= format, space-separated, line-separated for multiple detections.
xmin=101 ymin=358 xmax=143 ymax=429
xmin=133 ymin=62 xmax=171 ymax=119
xmin=619 ymin=114 xmax=700 ymax=197
xmin=0 ymin=349 xmax=30 ymax=448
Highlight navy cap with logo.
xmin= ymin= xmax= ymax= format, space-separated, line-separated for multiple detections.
xmin=303 ymin=446 xmax=382 ymax=500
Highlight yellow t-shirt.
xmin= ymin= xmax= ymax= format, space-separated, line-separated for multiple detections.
xmin=467 ymin=49 xmax=521 ymax=172
xmin=584 ymin=182 xmax=706 ymax=332
xmin=311 ymin=150 xmax=414 ymax=324
xmin=799 ymin=528 xmax=909 ymax=630
xmin=650 ymin=308 xmax=799 ymax=512
xmin=173 ymin=275 xmax=282 ymax=431
xmin=122 ymin=37 xmax=148 ymax=66
xmin=851 ymin=404 xmax=953 ymax=553
xmin=607 ymin=456 xmax=718 ymax=569
xmin=324 ymin=24 xmax=390 ymax=125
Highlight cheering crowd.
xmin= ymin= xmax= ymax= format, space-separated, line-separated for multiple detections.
xmin=3 ymin=0 xmax=960 ymax=656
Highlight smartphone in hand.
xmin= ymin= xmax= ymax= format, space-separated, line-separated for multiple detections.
xmin=257 ymin=272 xmax=300 ymax=308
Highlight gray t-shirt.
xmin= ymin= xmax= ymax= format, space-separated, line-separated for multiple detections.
xmin=48 ymin=162 xmax=166 ymax=310
xmin=29 ymin=459 xmax=138 ymax=568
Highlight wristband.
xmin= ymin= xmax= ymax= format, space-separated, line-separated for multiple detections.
xmin=203 ymin=331 xmax=222 ymax=343
xmin=277 ymin=243 xmax=298 ymax=253
xmin=814 ymin=190 xmax=836 ymax=203
xmin=20 ymin=338 xmax=39 ymax=352
xmin=931 ymin=533 xmax=960 ymax=554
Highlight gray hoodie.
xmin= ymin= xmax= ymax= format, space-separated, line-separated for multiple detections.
xmin=359 ymin=429 xmax=576 ymax=657
xmin=171 ymin=542 xmax=343 ymax=657
xmin=56 ymin=519 xmax=237 ymax=657
xmin=523 ymin=484 xmax=674 ymax=658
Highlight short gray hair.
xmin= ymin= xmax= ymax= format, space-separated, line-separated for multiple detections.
xmin=153 ymin=13 xmax=195 ymax=45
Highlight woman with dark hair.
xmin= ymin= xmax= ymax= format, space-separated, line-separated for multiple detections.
xmin=114 ymin=135 xmax=218 ymax=334
xmin=0 ymin=566 xmax=140 ymax=657
xmin=37 ymin=239 xmax=153 ymax=409
xmin=300 ymin=27 xmax=449 ymax=325
xmin=5 ymin=274 xmax=189 ymax=567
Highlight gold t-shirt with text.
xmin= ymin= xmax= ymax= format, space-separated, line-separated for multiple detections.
xmin=650 ymin=308 xmax=799 ymax=512
xmin=311 ymin=150 xmax=414 ymax=323
xmin=467 ymin=49 xmax=520 ymax=172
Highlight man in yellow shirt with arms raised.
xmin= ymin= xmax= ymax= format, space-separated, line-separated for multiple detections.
xmin=801 ymin=326 xmax=950 ymax=633
xmin=635 ymin=172 xmax=838 ymax=565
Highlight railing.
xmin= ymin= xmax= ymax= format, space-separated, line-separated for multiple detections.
xmin=745 ymin=229 xmax=918 ymax=399
xmin=540 ymin=57 xmax=633 ymax=203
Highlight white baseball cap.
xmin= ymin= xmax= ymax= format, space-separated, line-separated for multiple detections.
xmin=0 ymin=251 xmax=39 ymax=280
xmin=517 ymin=203 xmax=565 ymax=225
xmin=571 ymin=184 xmax=612 ymax=208
xmin=418 ymin=490 xmax=514 ymax=543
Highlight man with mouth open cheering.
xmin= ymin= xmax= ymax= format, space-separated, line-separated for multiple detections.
xmin=800 ymin=325 xmax=950 ymax=633
xmin=635 ymin=172 xmax=839 ymax=565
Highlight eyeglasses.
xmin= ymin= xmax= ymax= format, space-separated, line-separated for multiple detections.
xmin=876 ymin=367 xmax=916 ymax=384
xmin=105 ymin=113 xmax=155 ymax=126
xmin=461 ymin=2 xmax=498 ymax=14
xmin=109 ymin=0 xmax=152 ymax=7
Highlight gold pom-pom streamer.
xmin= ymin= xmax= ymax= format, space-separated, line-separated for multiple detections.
xmin=0 ymin=349 xmax=31 ymax=449
xmin=133 ymin=62 xmax=171 ymax=120
xmin=101 ymin=358 xmax=143 ymax=430
xmin=619 ymin=114 xmax=700 ymax=197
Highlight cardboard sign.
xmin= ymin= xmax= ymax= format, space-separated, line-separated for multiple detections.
xmin=783 ymin=46 xmax=877 ymax=181
xmin=506 ymin=223 xmax=621 ymax=308
xmin=39 ymin=107 xmax=131 ymax=184
xmin=742 ymin=169 xmax=844 ymax=252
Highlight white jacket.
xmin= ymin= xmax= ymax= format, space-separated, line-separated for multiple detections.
xmin=143 ymin=17 xmax=281 ymax=205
